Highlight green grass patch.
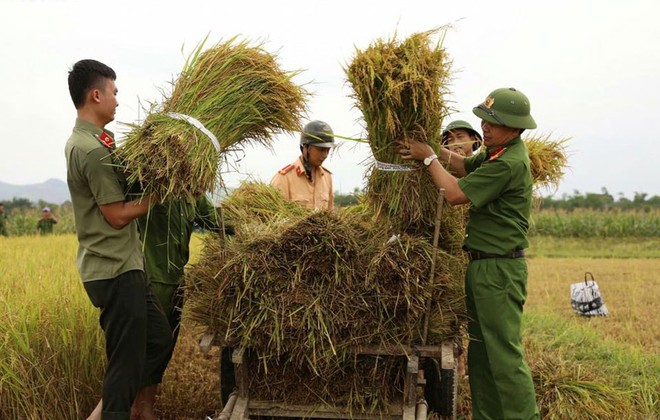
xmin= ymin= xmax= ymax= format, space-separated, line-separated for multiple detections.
xmin=528 ymin=235 xmax=660 ymax=258
xmin=523 ymin=310 xmax=659 ymax=419
xmin=529 ymin=209 xmax=660 ymax=238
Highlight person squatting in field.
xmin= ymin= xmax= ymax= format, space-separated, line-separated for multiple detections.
xmin=65 ymin=59 xmax=171 ymax=420
xmin=399 ymin=87 xmax=540 ymax=420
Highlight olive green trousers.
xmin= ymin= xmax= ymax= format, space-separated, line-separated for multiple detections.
xmin=465 ymin=257 xmax=540 ymax=420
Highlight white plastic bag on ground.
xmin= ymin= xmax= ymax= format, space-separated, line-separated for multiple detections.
xmin=570 ymin=272 xmax=608 ymax=317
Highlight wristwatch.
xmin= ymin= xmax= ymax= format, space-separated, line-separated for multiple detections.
xmin=423 ymin=154 xmax=438 ymax=166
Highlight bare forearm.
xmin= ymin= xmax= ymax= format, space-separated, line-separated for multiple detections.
xmin=439 ymin=148 xmax=467 ymax=177
xmin=427 ymin=160 xmax=469 ymax=205
xmin=399 ymin=138 xmax=469 ymax=205
xmin=100 ymin=195 xmax=154 ymax=229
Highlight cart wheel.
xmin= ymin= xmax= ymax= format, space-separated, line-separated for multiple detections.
xmin=220 ymin=347 xmax=236 ymax=406
xmin=440 ymin=340 xmax=458 ymax=418
xmin=423 ymin=341 xmax=458 ymax=418
xmin=438 ymin=363 xmax=458 ymax=417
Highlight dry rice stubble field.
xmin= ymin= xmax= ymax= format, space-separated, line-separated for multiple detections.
xmin=526 ymin=257 xmax=660 ymax=354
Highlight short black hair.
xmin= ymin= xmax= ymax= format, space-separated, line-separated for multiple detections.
xmin=68 ymin=59 xmax=116 ymax=109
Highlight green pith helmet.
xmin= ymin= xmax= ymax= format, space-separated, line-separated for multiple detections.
xmin=300 ymin=120 xmax=335 ymax=148
xmin=442 ymin=120 xmax=483 ymax=142
xmin=472 ymin=87 xmax=537 ymax=129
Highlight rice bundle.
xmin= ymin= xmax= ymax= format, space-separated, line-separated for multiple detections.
xmin=220 ymin=181 xmax=309 ymax=238
xmin=246 ymin=354 xmax=405 ymax=413
xmin=525 ymin=134 xmax=570 ymax=191
xmin=118 ymin=37 xmax=308 ymax=203
xmin=185 ymin=184 xmax=467 ymax=409
xmin=346 ymin=29 xmax=452 ymax=233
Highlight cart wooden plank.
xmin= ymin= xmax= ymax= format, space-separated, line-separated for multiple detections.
xmin=230 ymin=396 xmax=249 ymax=420
xmin=247 ymin=401 xmax=405 ymax=419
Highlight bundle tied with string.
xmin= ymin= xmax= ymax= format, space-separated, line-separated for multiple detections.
xmin=346 ymin=28 xmax=452 ymax=235
xmin=118 ymin=36 xmax=308 ymax=203
xmin=184 ymin=182 xmax=468 ymax=410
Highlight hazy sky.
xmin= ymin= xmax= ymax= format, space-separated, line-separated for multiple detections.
xmin=1 ymin=0 xmax=658 ymax=199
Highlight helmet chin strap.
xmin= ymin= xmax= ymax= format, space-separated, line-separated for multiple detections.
xmin=301 ymin=145 xmax=313 ymax=181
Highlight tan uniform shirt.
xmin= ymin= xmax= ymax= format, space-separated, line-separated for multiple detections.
xmin=65 ymin=118 xmax=144 ymax=282
xmin=270 ymin=156 xmax=333 ymax=211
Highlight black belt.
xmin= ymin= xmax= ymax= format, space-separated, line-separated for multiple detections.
xmin=465 ymin=249 xmax=525 ymax=261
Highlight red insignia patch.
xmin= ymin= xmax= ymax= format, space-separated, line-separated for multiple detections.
xmin=278 ymin=164 xmax=294 ymax=175
xmin=98 ymin=132 xmax=115 ymax=150
xmin=295 ymin=166 xmax=303 ymax=176
xmin=487 ymin=146 xmax=507 ymax=162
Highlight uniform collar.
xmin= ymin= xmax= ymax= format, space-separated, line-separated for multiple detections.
xmin=486 ymin=135 xmax=521 ymax=152
xmin=75 ymin=118 xmax=116 ymax=149
xmin=294 ymin=156 xmax=326 ymax=178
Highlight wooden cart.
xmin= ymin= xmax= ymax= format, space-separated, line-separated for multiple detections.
xmin=202 ymin=190 xmax=458 ymax=419
xmin=200 ymin=334 xmax=458 ymax=420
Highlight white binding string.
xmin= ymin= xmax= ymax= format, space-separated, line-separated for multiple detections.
xmin=374 ymin=160 xmax=419 ymax=172
xmin=166 ymin=112 xmax=221 ymax=152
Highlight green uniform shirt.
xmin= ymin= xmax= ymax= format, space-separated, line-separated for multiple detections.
xmin=0 ymin=213 xmax=7 ymax=236
xmin=138 ymin=197 xmax=219 ymax=286
xmin=37 ymin=218 xmax=56 ymax=235
xmin=457 ymin=136 xmax=532 ymax=254
xmin=65 ymin=118 xmax=144 ymax=282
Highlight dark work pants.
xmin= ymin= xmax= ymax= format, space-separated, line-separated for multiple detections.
xmin=149 ymin=282 xmax=184 ymax=381
xmin=84 ymin=270 xmax=172 ymax=420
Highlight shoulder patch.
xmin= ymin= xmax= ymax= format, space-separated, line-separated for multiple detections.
xmin=278 ymin=164 xmax=295 ymax=175
xmin=486 ymin=146 xmax=507 ymax=162
xmin=96 ymin=132 xmax=115 ymax=150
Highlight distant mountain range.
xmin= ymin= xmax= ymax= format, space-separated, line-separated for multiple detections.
xmin=0 ymin=178 xmax=70 ymax=204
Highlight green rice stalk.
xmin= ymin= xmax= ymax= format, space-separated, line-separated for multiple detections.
xmin=525 ymin=134 xmax=570 ymax=192
xmin=118 ymin=36 xmax=308 ymax=203
xmin=220 ymin=181 xmax=310 ymax=238
xmin=529 ymin=347 xmax=634 ymax=419
xmin=345 ymin=28 xmax=452 ymax=232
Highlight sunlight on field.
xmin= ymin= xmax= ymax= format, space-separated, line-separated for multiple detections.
xmin=0 ymin=234 xmax=105 ymax=418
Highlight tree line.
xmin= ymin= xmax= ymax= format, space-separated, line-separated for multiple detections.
xmin=538 ymin=189 xmax=660 ymax=211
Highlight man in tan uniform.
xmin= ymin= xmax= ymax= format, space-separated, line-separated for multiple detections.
xmin=270 ymin=120 xmax=335 ymax=210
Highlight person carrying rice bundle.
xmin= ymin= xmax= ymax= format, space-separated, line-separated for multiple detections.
xmin=120 ymin=37 xmax=308 ymax=204
xmin=64 ymin=59 xmax=172 ymax=420
xmin=400 ymin=87 xmax=541 ymax=420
